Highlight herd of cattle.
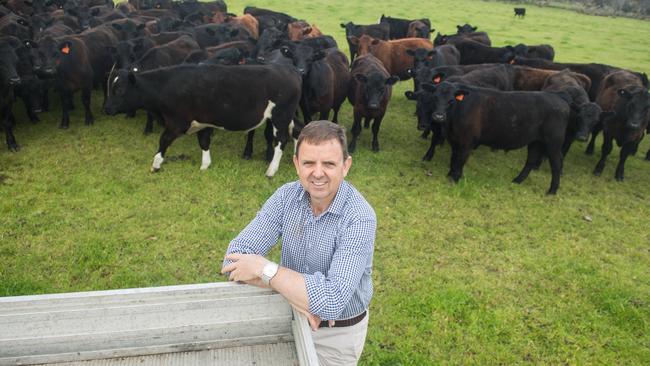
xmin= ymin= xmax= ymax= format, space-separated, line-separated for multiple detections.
xmin=1 ymin=0 xmax=649 ymax=193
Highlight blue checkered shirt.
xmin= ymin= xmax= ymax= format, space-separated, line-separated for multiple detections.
xmin=224 ymin=180 xmax=376 ymax=321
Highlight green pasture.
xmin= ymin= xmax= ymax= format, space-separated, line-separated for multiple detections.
xmin=1 ymin=0 xmax=649 ymax=364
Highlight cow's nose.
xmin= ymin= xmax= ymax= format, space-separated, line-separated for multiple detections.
xmin=432 ymin=113 xmax=445 ymax=122
xmin=368 ymin=102 xmax=379 ymax=109
xmin=9 ymin=77 xmax=21 ymax=85
xmin=575 ymin=133 xmax=588 ymax=142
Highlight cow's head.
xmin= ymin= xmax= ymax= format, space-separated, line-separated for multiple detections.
xmin=617 ymin=88 xmax=650 ymax=130
xmin=456 ymin=24 xmax=477 ymax=34
xmin=353 ymin=35 xmax=380 ymax=56
xmin=279 ymin=42 xmax=325 ymax=76
xmin=406 ymin=48 xmax=435 ymax=70
xmin=433 ymin=33 xmax=448 ymax=46
xmin=422 ymin=81 xmax=469 ymax=124
xmin=28 ymin=36 xmax=60 ymax=77
xmin=354 ymin=72 xmax=398 ymax=110
xmin=574 ymin=102 xmax=602 ymax=142
xmin=104 ymin=68 xmax=138 ymax=115
xmin=405 ymin=89 xmax=435 ymax=131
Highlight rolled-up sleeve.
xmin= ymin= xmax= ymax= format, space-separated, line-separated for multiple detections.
xmin=303 ymin=217 xmax=376 ymax=319
xmin=222 ymin=188 xmax=286 ymax=270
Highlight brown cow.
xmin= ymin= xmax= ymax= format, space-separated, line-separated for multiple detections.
xmin=225 ymin=14 xmax=259 ymax=39
xmin=406 ymin=20 xmax=433 ymax=39
xmin=349 ymin=34 xmax=432 ymax=79
xmin=593 ymin=70 xmax=650 ymax=181
xmin=287 ymin=20 xmax=323 ymax=41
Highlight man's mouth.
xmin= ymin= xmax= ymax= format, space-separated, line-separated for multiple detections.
xmin=312 ymin=181 xmax=327 ymax=187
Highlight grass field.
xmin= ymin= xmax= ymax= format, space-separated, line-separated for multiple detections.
xmin=1 ymin=0 xmax=649 ymax=364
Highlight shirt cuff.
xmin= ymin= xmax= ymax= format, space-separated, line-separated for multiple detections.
xmin=303 ymin=272 xmax=327 ymax=318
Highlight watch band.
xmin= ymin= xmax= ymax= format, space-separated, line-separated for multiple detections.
xmin=261 ymin=261 xmax=279 ymax=285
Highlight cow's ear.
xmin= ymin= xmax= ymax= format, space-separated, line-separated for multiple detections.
xmin=406 ymin=49 xmax=415 ymax=56
xmin=454 ymin=90 xmax=469 ymax=101
xmin=340 ymin=23 xmax=346 ymax=28
xmin=471 ymin=26 xmax=477 ymax=32
xmin=302 ymin=27 xmax=312 ymax=35
xmin=128 ymin=72 xmax=137 ymax=85
xmin=58 ymin=41 xmax=72 ymax=55
xmin=404 ymin=91 xmax=417 ymax=100
xmin=617 ymin=89 xmax=632 ymax=99
xmin=456 ymin=25 xmax=461 ymax=30
xmin=429 ymin=28 xmax=435 ymax=33
xmin=371 ymin=39 xmax=380 ymax=45
xmin=386 ymin=76 xmax=399 ymax=85
xmin=205 ymin=28 xmax=215 ymax=36
xmin=354 ymin=73 xmax=367 ymax=83
xmin=422 ymin=83 xmax=436 ymax=93
xmin=347 ymin=36 xmax=359 ymax=46
xmin=112 ymin=23 xmax=123 ymax=31
xmin=431 ymin=73 xmax=444 ymax=84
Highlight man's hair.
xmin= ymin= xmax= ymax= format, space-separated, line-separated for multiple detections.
xmin=295 ymin=120 xmax=349 ymax=160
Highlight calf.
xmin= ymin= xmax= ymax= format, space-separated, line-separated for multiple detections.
xmin=593 ymin=70 xmax=650 ymax=181
xmin=104 ymin=64 xmax=302 ymax=177
xmin=420 ymin=81 xmax=571 ymax=194
xmin=340 ymin=21 xmax=389 ymax=62
xmin=406 ymin=20 xmax=433 ymax=39
xmin=350 ymin=34 xmax=433 ymax=79
xmin=347 ymin=54 xmax=398 ymax=152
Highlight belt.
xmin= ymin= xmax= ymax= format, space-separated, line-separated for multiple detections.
xmin=319 ymin=310 xmax=367 ymax=328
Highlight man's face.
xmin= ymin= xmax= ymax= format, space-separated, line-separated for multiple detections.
xmin=293 ymin=139 xmax=352 ymax=210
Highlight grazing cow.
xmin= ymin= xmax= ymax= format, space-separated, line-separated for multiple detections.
xmin=347 ymin=54 xmax=399 ymax=152
xmin=452 ymin=38 xmax=514 ymax=65
xmin=340 ymin=21 xmax=390 ymax=62
xmin=592 ymin=70 xmax=650 ymax=181
xmin=513 ymin=43 xmax=555 ymax=61
xmin=514 ymin=8 xmax=526 ymax=17
xmin=406 ymin=20 xmax=434 ymax=39
xmin=420 ymin=81 xmax=572 ymax=194
xmin=0 ymin=37 xmax=21 ymax=151
xmin=433 ymin=31 xmax=491 ymax=47
xmin=456 ymin=24 xmax=477 ymax=34
xmin=349 ymin=34 xmax=433 ymax=79
xmin=104 ymin=64 xmax=302 ymax=176
xmin=379 ymin=14 xmax=431 ymax=40
xmin=287 ymin=20 xmax=322 ymax=41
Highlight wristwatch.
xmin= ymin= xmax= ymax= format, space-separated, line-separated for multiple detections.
xmin=261 ymin=261 xmax=279 ymax=285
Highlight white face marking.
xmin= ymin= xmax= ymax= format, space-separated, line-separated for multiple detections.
xmin=265 ymin=143 xmax=283 ymax=177
xmin=272 ymin=126 xmax=278 ymax=137
xmin=200 ymin=149 xmax=211 ymax=170
xmin=186 ymin=120 xmax=224 ymax=135
xmin=151 ymin=152 xmax=164 ymax=171
xmin=244 ymin=100 xmax=276 ymax=132
xmin=113 ymin=76 xmax=119 ymax=85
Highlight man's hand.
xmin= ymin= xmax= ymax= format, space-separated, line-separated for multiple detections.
xmin=221 ymin=253 xmax=269 ymax=283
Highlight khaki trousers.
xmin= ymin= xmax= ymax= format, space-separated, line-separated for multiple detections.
xmin=311 ymin=311 xmax=369 ymax=366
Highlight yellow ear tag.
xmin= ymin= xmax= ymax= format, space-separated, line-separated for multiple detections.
xmin=433 ymin=76 xmax=441 ymax=84
xmin=61 ymin=46 xmax=70 ymax=54
xmin=455 ymin=94 xmax=464 ymax=101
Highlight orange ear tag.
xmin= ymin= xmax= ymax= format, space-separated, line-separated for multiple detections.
xmin=433 ymin=76 xmax=441 ymax=84
xmin=61 ymin=46 xmax=70 ymax=54
xmin=455 ymin=94 xmax=464 ymax=101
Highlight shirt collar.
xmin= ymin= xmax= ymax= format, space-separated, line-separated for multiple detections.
xmin=296 ymin=180 xmax=348 ymax=216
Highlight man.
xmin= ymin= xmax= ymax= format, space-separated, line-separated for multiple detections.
xmin=221 ymin=120 xmax=376 ymax=365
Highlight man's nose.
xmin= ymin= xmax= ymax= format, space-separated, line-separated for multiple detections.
xmin=312 ymin=163 xmax=324 ymax=177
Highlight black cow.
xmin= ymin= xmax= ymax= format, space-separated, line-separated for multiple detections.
xmin=172 ymin=0 xmax=226 ymax=19
xmin=243 ymin=6 xmax=295 ymax=33
xmin=299 ymin=48 xmax=350 ymax=124
xmin=0 ymin=13 xmax=32 ymax=40
xmin=456 ymin=24 xmax=477 ymax=34
xmin=433 ymin=31 xmax=491 ymax=47
xmin=348 ymin=54 xmax=398 ymax=152
xmin=514 ymin=8 xmax=526 ymax=17
xmin=593 ymin=70 xmax=650 ymax=181
xmin=379 ymin=14 xmax=431 ymax=40
xmin=407 ymin=45 xmax=460 ymax=91
xmin=104 ymin=64 xmax=302 ymax=176
xmin=0 ymin=37 xmax=21 ymax=150
xmin=12 ymin=38 xmax=43 ymax=123
xmin=512 ymin=43 xmax=555 ymax=61
xmin=340 ymin=21 xmax=389 ymax=62
xmin=406 ymin=20 xmax=434 ymax=39
xmin=193 ymin=23 xmax=250 ymax=48
xmin=253 ymin=27 xmax=286 ymax=59
xmin=452 ymin=38 xmax=514 ymax=65
xmin=420 ymin=81 xmax=572 ymax=194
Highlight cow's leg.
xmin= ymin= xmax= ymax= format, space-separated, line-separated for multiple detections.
xmin=82 ymin=87 xmax=94 ymax=125
xmin=264 ymin=120 xmax=274 ymax=162
xmin=300 ymin=98 xmax=311 ymax=125
xmin=243 ymin=130 xmax=255 ymax=160
xmin=585 ymin=122 xmax=602 ymax=155
xmin=59 ymin=89 xmax=72 ymax=129
xmin=448 ymin=142 xmax=470 ymax=182
xmin=265 ymin=126 xmax=289 ymax=177
xmin=332 ymin=105 xmax=341 ymax=124
xmin=152 ymin=128 xmax=180 ymax=172
xmin=513 ymin=142 xmax=543 ymax=184
xmin=2 ymin=105 xmax=19 ymax=152
xmin=420 ymin=128 xmax=430 ymax=139
xmin=614 ymin=142 xmax=638 ymax=181
xmin=546 ymin=144 xmax=563 ymax=195
xmin=371 ymin=115 xmax=384 ymax=152
xmin=593 ymin=132 xmax=613 ymax=176
xmin=144 ymin=112 xmax=155 ymax=134
xmin=348 ymin=110 xmax=363 ymax=153
xmin=319 ymin=109 xmax=330 ymax=122
xmin=41 ymin=84 xmax=50 ymax=112
xmin=363 ymin=116 xmax=371 ymax=129
xmin=197 ymin=128 xmax=213 ymax=170
xmin=645 ymin=148 xmax=650 ymax=161
xmin=422 ymin=133 xmax=437 ymax=161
